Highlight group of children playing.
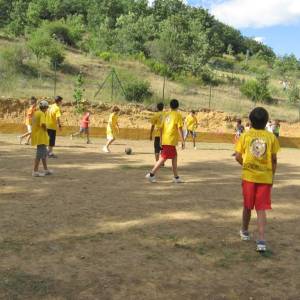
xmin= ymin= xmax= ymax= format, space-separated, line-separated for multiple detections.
xmin=21 ymin=97 xmax=280 ymax=252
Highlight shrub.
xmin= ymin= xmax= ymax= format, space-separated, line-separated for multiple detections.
xmin=240 ymin=78 xmax=272 ymax=103
xmin=124 ymin=80 xmax=153 ymax=103
xmin=145 ymin=59 xmax=173 ymax=78
xmin=99 ymin=52 xmax=113 ymax=62
xmin=288 ymin=84 xmax=300 ymax=104
xmin=0 ymin=45 xmax=28 ymax=72
xmin=209 ymin=57 xmax=234 ymax=71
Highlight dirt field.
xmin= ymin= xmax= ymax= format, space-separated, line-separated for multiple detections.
xmin=0 ymin=134 xmax=300 ymax=300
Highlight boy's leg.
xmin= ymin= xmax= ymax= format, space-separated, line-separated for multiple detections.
xmin=33 ymin=158 xmax=40 ymax=172
xmin=256 ymin=210 xmax=266 ymax=241
xmin=86 ymin=128 xmax=90 ymax=143
xmin=106 ymin=138 xmax=115 ymax=148
xmin=242 ymin=207 xmax=252 ymax=232
xmin=192 ymin=135 xmax=196 ymax=148
xmin=25 ymin=133 xmax=31 ymax=145
xmin=151 ymin=157 xmax=166 ymax=174
xmin=171 ymin=155 xmax=178 ymax=178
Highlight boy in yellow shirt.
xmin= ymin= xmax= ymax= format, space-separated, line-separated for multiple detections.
xmin=103 ymin=106 xmax=120 ymax=153
xmin=235 ymin=107 xmax=280 ymax=252
xmin=146 ymin=99 xmax=185 ymax=183
xmin=18 ymin=96 xmax=37 ymax=145
xmin=184 ymin=110 xmax=198 ymax=149
xmin=31 ymin=100 xmax=53 ymax=177
xmin=150 ymin=102 xmax=164 ymax=162
xmin=46 ymin=96 xmax=63 ymax=158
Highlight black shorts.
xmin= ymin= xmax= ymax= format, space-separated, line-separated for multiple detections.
xmin=47 ymin=129 xmax=56 ymax=147
xmin=154 ymin=137 xmax=162 ymax=154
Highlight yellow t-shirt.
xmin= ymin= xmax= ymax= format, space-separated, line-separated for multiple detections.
xmin=25 ymin=105 xmax=36 ymax=126
xmin=161 ymin=110 xmax=183 ymax=146
xmin=235 ymin=128 xmax=280 ymax=184
xmin=185 ymin=114 xmax=198 ymax=131
xmin=31 ymin=111 xmax=49 ymax=146
xmin=107 ymin=113 xmax=118 ymax=138
xmin=150 ymin=111 xmax=164 ymax=138
xmin=46 ymin=103 xmax=62 ymax=130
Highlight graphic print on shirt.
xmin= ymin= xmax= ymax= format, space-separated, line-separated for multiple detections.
xmin=250 ymin=138 xmax=267 ymax=158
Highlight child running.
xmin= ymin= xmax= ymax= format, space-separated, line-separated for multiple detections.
xmin=184 ymin=110 xmax=198 ymax=149
xmin=150 ymin=102 xmax=164 ymax=162
xmin=18 ymin=96 xmax=37 ymax=145
xmin=46 ymin=96 xmax=63 ymax=158
xmin=235 ymin=107 xmax=280 ymax=252
xmin=31 ymin=100 xmax=53 ymax=177
xmin=146 ymin=99 xmax=185 ymax=183
xmin=71 ymin=110 xmax=91 ymax=144
xmin=103 ymin=106 xmax=120 ymax=153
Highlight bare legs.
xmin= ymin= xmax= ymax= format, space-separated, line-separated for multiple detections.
xmin=242 ymin=207 xmax=266 ymax=241
xmin=33 ymin=158 xmax=48 ymax=172
xmin=151 ymin=156 xmax=178 ymax=178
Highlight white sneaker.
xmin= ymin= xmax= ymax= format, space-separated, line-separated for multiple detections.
xmin=70 ymin=134 xmax=73 ymax=140
xmin=145 ymin=173 xmax=156 ymax=183
xmin=173 ymin=177 xmax=183 ymax=183
xmin=44 ymin=170 xmax=53 ymax=175
xmin=239 ymin=230 xmax=250 ymax=241
xmin=256 ymin=240 xmax=267 ymax=252
xmin=102 ymin=146 xmax=110 ymax=153
xmin=194 ymin=146 xmax=197 ymax=150
xmin=32 ymin=171 xmax=45 ymax=177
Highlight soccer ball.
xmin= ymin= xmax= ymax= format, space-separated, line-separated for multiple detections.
xmin=125 ymin=147 xmax=132 ymax=155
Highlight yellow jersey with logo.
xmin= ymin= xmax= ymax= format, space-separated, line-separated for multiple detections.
xmin=46 ymin=103 xmax=62 ymax=130
xmin=150 ymin=111 xmax=164 ymax=137
xmin=31 ymin=111 xmax=49 ymax=146
xmin=185 ymin=114 xmax=198 ymax=131
xmin=161 ymin=111 xmax=183 ymax=146
xmin=107 ymin=112 xmax=118 ymax=138
xmin=235 ymin=128 xmax=280 ymax=184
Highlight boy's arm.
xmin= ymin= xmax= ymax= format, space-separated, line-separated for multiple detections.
xmin=150 ymin=125 xmax=155 ymax=141
xmin=235 ymin=152 xmax=243 ymax=166
xmin=178 ymin=126 xmax=185 ymax=149
xmin=272 ymin=154 xmax=277 ymax=175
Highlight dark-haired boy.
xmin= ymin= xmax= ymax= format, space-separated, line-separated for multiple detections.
xmin=150 ymin=102 xmax=164 ymax=162
xmin=46 ymin=96 xmax=63 ymax=158
xmin=235 ymin=107 xmax=280 ymax=252
xmin=146 ymin=99 xmax=185 ymax=183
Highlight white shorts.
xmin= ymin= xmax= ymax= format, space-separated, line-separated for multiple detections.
xmin=27 ymin=125 xmax=32 ymax=133
xmin=107 ymin=135 xmax=115 ymax=141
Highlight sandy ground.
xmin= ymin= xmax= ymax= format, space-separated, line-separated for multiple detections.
xmin=0 ymin=134 xmax=300 ymax=300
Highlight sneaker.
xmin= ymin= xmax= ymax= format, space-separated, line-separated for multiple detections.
xmin=102 ymin=146 xmax=110 ymax=153
xmin=145 ymin=173 xmax=156 ymax=183
xmin=44 ymin=170 xmax=53 ymax=175
xmin=87 ymin=140 xmax=92 ymax=144
xmin=173 ymin=177 xmax=183 ymax=183
xmin=48 ymin=153 xmax=58 ymax=158
xmin=32 ymin=171 xmax=45 ymax=177
xmin=194 ymin=146 xmax=197 ymax=150
xmin=70 ymin=134 xmax=73 ymax=140
xmin=256 ymin=240 xmax=267 ymax=252
xmin=239 ymin=230 xmax=250 ymax=241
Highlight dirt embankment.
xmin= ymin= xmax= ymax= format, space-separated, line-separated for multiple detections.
xmin=1 ymin=97 xmax=300 ymax=137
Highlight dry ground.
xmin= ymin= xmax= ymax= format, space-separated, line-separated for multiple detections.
xmin=0 ymin=134 xmax=300 ymax=300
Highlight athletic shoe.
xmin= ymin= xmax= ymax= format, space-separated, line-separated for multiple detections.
xmin=239 ymin=230 xmax=250 ymax=241
xmin=145 ymin=173 xmax=156 ymax=183
xmin=48 ymin=153 xmax=58 ymax=158
xmin=87 ymin=140 xmax=92 ymax=144
xmin=44 ymin=170 xmax=53 ymax=175
xmin=32 ymin=171 xmax=45 ymax=177
xmin=24 ymin=142 xmax=30 ymax=145
xmin=70 ymin=134 xmax=73 ymax=140
xmin=256 ymin=240 xmax=267 ymax=252
xmin=194 ymin=146 xmax=197 ymax=150
xmin=102 ymin=146 xmax=110 ymax=153
xmin=173 ymin=177 xmax=183 ymax=183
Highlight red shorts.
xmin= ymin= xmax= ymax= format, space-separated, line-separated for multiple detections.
xmin=242 ymin=180 xmax=272 ymax=210
xmin=161 ymin=145 xmax=177 ymax=160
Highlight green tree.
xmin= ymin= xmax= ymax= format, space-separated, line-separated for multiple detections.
xmin=8 ymin=0 xmax=30 ymax=36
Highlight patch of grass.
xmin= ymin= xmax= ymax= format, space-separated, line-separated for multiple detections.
xmin=215 ymin=247 xmax=239 ymax=269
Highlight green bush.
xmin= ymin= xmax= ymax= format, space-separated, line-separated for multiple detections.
xmin=42 ymin=21 xmax=81 ymax=47
xmin=288 ymin=84 xmax=300 ymax=104
xmin=240 ymin=78 xmax=272 ymax=103
xmin=209 ymin=57 xmax=234 ymax=71
xmin=124 ymin=80 xmax=153 ymax=103
xmin=99 ymin=51 xmax=113 ymax=61
xmin=145 ymin=59 xmax=173 ymax=78
xmin=0 ymin=45 xmax=28 ymax=72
